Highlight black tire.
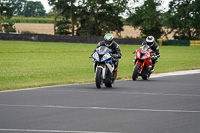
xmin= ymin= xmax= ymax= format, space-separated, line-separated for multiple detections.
xmin=132 ymin=63 xmax=140 ymax=81
xmin=142 ymin=70 xmax=152 ymax=80
xmin=141 ymin=67 xmax=148 ymax=80
xmin=142 ymin=75 xmax=148 ymax=80
xmin=105 ymin=70 xmax=113 ymax=88
xmin=96 ymin=68 xmax=103 ymax=89
xmin=105 ymin=82 xmax=113 ymax=88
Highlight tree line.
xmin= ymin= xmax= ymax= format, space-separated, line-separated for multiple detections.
xmin=1 ymin=0 xmax=200 ymax=40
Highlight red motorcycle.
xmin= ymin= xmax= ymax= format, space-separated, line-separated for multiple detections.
xmin=132 ymin=45 xmax=155 ymax=80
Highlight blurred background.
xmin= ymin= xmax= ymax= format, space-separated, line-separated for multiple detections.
xmin=0 ymin=0 xmax=199 ymax=40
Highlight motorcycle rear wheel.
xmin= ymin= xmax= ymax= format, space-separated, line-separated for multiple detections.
xmin=105 ymin=71 xmax=113 ymax=88
xmin=132 ymin=63 xmax=140 ymax=81
xmin=105 ymin=82 xmax=113 ymax=88
xmin=96 ymin=68 xmax=103 ymax=89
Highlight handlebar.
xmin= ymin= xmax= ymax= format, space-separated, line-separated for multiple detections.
xmin=133 ymin=50 xmax=137 ymax=54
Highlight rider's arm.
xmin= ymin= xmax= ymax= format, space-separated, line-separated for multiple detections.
xmin=114 ymin=43 xmax=122 ymax=59
xmin=155 ymin=43 xmax=160 ymax=58
xmin=142 ymin=41 xmax=146 ymax=46
xmin=155 ymin=47 xmax=160 ymax=58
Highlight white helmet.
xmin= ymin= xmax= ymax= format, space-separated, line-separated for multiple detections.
xmin=104 ymin=33 xmax=114 ymax=47
xmin=146 ymin=36 xmax=155 ymax=47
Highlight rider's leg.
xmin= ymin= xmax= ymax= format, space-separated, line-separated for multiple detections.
xmin=151 ymin=58 xmax=158 ymax=72
xmin=113 ymin=61 xmax=118 ymax=77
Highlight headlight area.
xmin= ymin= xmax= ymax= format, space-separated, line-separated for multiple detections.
xmin=93 ymin=52 xmax=99 ymax=61
xmin=101 ymin=53 xmax=111 ymax=61
xmin=141 ymin=55 xmax=147 ymax=59
xmin=136 ymin=51 xmax=140 ymax=58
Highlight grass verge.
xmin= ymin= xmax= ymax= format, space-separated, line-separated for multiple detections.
xmin=0 ymin=40 xmax=200 ymax=91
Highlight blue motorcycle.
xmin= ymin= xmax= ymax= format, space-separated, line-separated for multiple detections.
xmin=91 ymin=46 xmax=115 ymax=88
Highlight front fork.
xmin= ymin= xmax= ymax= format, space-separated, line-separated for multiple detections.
xmin=94 ymin=63 xmax=107 ymax=79
xmin=134 ymin=60 xmax=144 ymax=73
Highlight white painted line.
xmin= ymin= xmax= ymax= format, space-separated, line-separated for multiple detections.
xmin=151 ymin=69 xmax=200 ymax=78
xmin=0 ymin=82 xmax=93 ymax=93
xmin=0 ymin=129 xmax=121 ymax=133
xmin=32 ymin=89 xmax=200 ymax=97
xmin=0 ymin=104 xmax=200 ymax=113
xmin=0 ymin=69 xmax=200 ymax=93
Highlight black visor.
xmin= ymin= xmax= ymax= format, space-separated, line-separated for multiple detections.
xmin=147 ymin=42 xmax=153 ymax=46
xmin=105 ymin=40 xmax=112 ymax=45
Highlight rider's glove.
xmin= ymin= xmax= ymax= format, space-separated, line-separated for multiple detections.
xmin=154 ymin=56 xmax=158 ymax=60
xmin=112 ymin=54 xmax=118 ymax=59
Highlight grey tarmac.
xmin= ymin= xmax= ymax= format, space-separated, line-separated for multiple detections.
xmin=0 ymin=70 xmax=200 ymax=133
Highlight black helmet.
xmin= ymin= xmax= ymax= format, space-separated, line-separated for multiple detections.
xmin=146 ymin=36 xmax=155 ymax=47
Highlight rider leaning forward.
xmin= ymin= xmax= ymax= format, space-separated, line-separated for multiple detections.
xmin=142 ymin=36 xmax=160 ymax=72
xmin=92 ymin=33 xmax=122 ymax=78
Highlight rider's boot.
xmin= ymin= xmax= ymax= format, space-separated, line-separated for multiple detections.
xmin=113 ymin=67 xmax=118 ymax=79
xmin=150 ymin=64 xmax=155 ymax=72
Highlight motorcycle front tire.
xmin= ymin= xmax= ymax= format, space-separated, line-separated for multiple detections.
xmin=132 ymin=63 xmax=140 ymax=81
xmin=96 ymin=67 xmax=103 ymax=89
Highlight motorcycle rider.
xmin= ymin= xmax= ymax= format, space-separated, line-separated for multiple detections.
xmin=142 ymin=36 xmax=160 ymax=72
xmin=92 ymin=33 xmax=122 ymax=78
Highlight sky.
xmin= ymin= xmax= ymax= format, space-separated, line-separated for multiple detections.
xmin=28 ymin=0 xmax=172 ymax=13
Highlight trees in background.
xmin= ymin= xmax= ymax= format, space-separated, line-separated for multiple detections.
xmin=127 ymin=0 xmax=163 ymax=39
xmin=0 ymin=0 xmax=15 ymax=32
xmin=76 ymin=0 xmax=127 ymax=36
xmin=48 ymin=0 xmax=127 ymax=36
xmin=1 ymin=0 xmax=200 ymax=39
xmin=190 ymin=0 xmax=200 ymax=39
xmin=48 ymin=0 xmax=78 ymax=36
xmin=23 ymin=1 xmax=46 ymax=17
xmin=163 ymin=0 xmax=200 ymax=40
xmin=12 ymin=0 xmax=27 ymax=15
xmin=0 ymin=0 xmax=45 ymax=32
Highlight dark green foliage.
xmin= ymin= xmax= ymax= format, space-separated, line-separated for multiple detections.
xmin=48 ymin=0 xmax=126 ymax=36
xmin=163 ymin=0 xmax=200 ymax=40
xmin=127 ymin=0 xmax=163 ymax=39
xmin=48 ymin=0 xmax=77 ymax=36
xmin=11 ymin=0 xmax=27 ymax=15
xmin=76 ymin=0 xmax=127 ymax=36
xmin=2 ymin=22 xmax=16 ymax=32
xmin=23 ymin=1 xmax=46 ymax=17
xmin=3 ymin=17 xmax=54 ymax=23
xmin=56 ymin=19 xmax=71 ymax=35
xmin=0 ymin=0 xmax=15 ymax=31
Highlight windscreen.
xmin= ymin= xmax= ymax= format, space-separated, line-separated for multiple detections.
xmin=96 ymin=46 xmax=111 ymax=55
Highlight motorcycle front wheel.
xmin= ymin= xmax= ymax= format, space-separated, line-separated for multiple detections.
xmin=96 ymin=67 xmax=103 ymax=88
xmin=132 ymin=63 xmax=140 ymax=81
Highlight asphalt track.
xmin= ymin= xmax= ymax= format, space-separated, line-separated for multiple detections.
xmin=0 ymin=70 xmax=200 ymax=133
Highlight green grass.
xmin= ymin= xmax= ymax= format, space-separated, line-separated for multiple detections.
xmin=3 ymin=16 xmax=54 ymax=24
xmin=0 ymin=40 xmax=200 ymax=91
